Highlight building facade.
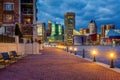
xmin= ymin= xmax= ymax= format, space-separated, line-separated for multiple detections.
xmin=88 ymin=20 xmax=97 ymax=34
xmin=101 ymin=24 xmax=115 ymax=38
xmin=0 ymin=0 xmax=19 ymax=35
xmin=20 ymin=0 xmax=37 ymax=40
xmin=64 ymin=12 xmax=75 ymax=45
xmin=48 ymin=23 xmax=64 ymax=42
xmin=46 ymin=20 xmax=52 ymax=36
xmin=0 ymin=0 xmax=37 ymax=40
xmin=37 ymin=23 xmax=46 ymax=43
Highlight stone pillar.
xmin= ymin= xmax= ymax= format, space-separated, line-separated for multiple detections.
xmin=15 ymin=36 xmax=19 ymax=53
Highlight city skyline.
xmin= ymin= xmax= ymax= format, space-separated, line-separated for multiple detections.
xmin=37 ymin=0 xmax=120 ymax=32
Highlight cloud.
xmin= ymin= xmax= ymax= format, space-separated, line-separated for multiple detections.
xmin=37 ymin=0 xmax=120 ymax=32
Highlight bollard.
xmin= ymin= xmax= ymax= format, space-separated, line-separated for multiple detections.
xmin=110 ymin=53 xmax=115 ymax=68
xmin=110 ymin=58 xmax=114 ymax=68
xmin=74 ymin=48 xmax=77 ymax=55
xmin=93 ymin=55 xmax=96 ymax=62
xmin=82 ymin=49 xmax=85 ymax=58
xmin=69 ymin=47 xmax=72 ymax=53
xmin=92 ymin=50 xmax=97 ymax=62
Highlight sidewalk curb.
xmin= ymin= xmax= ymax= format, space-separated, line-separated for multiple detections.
xmin=68 ymin=52 xmax=120 ymax=74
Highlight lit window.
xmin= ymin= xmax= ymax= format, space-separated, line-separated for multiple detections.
xmin=4 ymin=3 xmax=14 ymax=11
xmin=4 ymin=14 xmax=14 ymax=22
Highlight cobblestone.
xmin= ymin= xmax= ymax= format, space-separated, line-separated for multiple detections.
xmin=0 ymin=48 xmax=120 ymax=80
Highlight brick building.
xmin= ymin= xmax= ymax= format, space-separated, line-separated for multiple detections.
xmin=0 ymin=0 xmax=19 ymax=35
xmin=0 ymin=0 xmax=37 ymax=40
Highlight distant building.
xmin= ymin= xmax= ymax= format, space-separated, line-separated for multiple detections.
xmin=101 ymin=24 xmax=115 ymax=38
xmin=80 ymin=28 xmax=89 ymax=35
xmin=64 ymin=12 xmax=75 ymax=45
xmin=88 ymin=20 xmax=97 ymax=34
xmin=37 ymin=23 xmax=46 ymax=43
xmin=46 ymin=20 xmax=52 ymax=36
xmin=104 ymin=29 xmax=120 ymax=45
xmin=47 ymin=23 xmax=64 ymax=42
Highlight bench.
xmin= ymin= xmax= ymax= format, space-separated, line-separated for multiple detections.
xmin=9 ymin=51 xmax=23 ymax=60
xmin=1 ymin=52 xmax=16 ymax=64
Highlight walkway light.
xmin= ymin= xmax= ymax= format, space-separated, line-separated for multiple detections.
xmin=110 ymin=53 xmax=115 ymax=68
xmin=69 ymin=47 xmax=72 ymax=53
xmin=92 ymin=50 xmax=97 ymax=62
xmin=74 ymin=48 xmax=77 ymax=55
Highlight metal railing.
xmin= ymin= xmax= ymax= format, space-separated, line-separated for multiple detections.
xmin=0 ymin=35 xmax=15 ymax=43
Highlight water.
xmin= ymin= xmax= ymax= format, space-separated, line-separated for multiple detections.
xmin=72 ymin=46 xmax=120 ymax=68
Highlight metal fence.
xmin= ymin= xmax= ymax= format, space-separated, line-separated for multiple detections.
xmin=0 ymin=35 xmax=15 ymax=43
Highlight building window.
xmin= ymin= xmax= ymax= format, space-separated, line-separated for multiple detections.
xmin=4 ymin=14 xmax=14 ymax=22
xmin=4 ymin=3 xmax=14 ymax=11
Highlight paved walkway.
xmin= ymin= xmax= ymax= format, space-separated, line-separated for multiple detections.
xmin=0 ymin=48 xmax=120 ymax=80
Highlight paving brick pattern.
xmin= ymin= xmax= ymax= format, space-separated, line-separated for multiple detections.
xmin=0 ymin=48 xmax=120 ymax=80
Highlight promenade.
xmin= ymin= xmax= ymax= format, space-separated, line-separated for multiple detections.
xmin=0 ymin=48 xmax=120 ymax=80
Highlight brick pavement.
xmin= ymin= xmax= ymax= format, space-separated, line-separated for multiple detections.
xmin=0 ymin=48 xmax=120 ymax=80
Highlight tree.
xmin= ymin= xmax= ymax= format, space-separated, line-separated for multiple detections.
xmin=15 ymin=24 xmax=23 ymax=38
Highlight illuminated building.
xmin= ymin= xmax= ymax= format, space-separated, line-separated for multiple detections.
xmin=48 ymin=23 xmax=64 ymax=42
xmin=64 ymin=12 xmax=75 ymax=45
xmin=80 ymin=28 xmax=89 ymax=35
xmin=101 ymin=24 xmax=115 ymax=38
xmin=37 ymin=23 xmax=46 ymax=43
xmin=88 ymin=20 xmax=97 ymax=34
xmin=46 ymin=20 xmax=52 ymax=36
xmin=105 ymin=29 xmax=120 ymax=45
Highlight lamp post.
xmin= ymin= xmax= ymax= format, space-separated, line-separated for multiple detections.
xmin=92 ymin=50 xmax=97 ymax=62
xmin=82 ymin=49 xmax=85 ymax=58
xmin=74 ymin=48 xmax=77 ymax=55
xmin=69 ymin=47 xmax=72 ymax=53
xmin=110 ymin=53 xmax=114 ymax=68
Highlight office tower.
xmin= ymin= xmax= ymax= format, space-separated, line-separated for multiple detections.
xmin=88 ymin=20 xmax=97 ymax=34
xmin=37 ymin=23 xmax=46 ymax=43
xmin=0 ymin=0 xmax=19 ymax=35
xmin=47 ymin=20 xmax=52 ymax=36
xmin=64 ymin=12 xmax=75 ymax=45
xmin=101 ymin=24 xmax=115 ymax=38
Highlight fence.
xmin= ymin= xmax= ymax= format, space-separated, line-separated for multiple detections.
xmin=0 ymin=35 xmax=15 ymax=43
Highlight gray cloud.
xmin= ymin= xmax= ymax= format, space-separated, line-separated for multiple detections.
xmin=37 ymin=0 xmax=120 ymax=32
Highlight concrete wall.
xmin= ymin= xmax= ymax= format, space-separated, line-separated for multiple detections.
xmin=0 ymin=43 xmax=17 ymax=53
xmin=0 ymin=36 xmax=41 ymax=55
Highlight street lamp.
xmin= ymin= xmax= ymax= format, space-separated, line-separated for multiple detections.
xmin=110 ymin=53 xmax=115 ymax=68
xmin=74 ymin=48 xmax=77 ymax=55
xmin=69 ymin=47 xmax=72 ymax=53
xmin=92 ymin=50 xmax=97 ymax=62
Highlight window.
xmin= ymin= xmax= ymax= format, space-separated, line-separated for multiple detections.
xmin=4 ymin=14 xmax=14 ymax=22
xmin=4 ymin=3 xmax=14 ymax=11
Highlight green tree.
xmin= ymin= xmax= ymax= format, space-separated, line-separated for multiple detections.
xmin=15 ymin=24 xmax=23 ymax=38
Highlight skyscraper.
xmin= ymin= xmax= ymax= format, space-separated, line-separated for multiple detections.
xmin=64 ymin=12 xmax=75 ymax=45
xmin=46 ymin=20 xmax=52 ymax=36
xmin=37 ymin=23 xmax=46 ymax=43
xmin=88 ymin=20 xmax=97 ymax=34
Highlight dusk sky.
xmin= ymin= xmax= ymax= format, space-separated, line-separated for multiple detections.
xmin=37 ymin=0 xmax=120 ymax=32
